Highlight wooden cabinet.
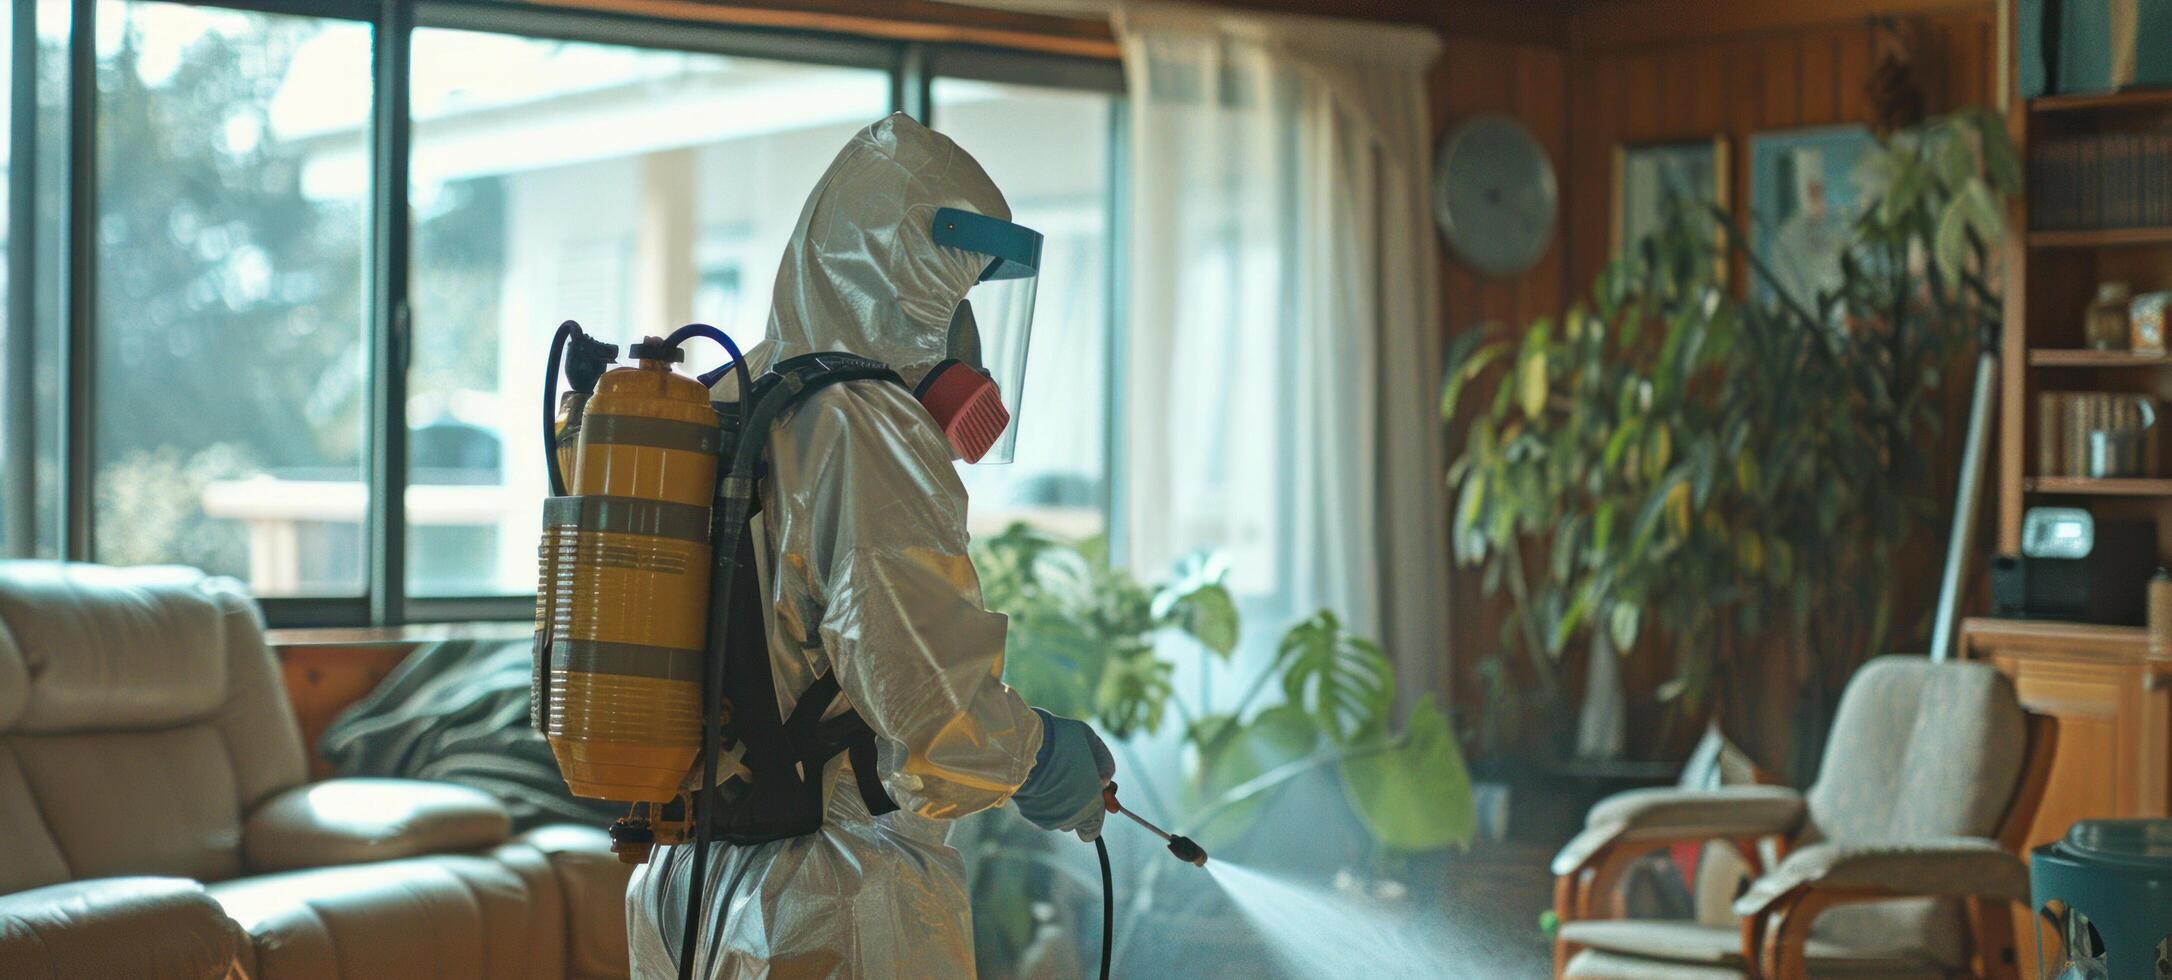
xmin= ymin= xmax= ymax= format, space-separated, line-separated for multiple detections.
xmin=1960 ymin=617 xmax=2172 ymax=975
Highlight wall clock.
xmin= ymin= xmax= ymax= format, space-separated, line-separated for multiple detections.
xmin=1433 ymin=113 xmax=1558 ymax=278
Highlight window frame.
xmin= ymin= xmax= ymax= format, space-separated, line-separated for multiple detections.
xmin=6 ymin=0 xmax=1125 ymax=627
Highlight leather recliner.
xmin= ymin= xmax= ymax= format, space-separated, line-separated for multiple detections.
xmin=0 ymin=562 xmax=633 ymax=980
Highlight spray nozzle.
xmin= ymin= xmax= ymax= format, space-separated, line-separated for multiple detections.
xmin=1165 ymin=835 xmax=1207 ymax=867
xmin=1102 ymin=782 xmax=1208 ymax=868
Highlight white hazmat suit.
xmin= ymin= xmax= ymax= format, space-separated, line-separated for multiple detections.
xmin=626 ymin=113 xmax=1046 ymax=979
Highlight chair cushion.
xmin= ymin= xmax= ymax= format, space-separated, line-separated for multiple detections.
xmin=1564 ymin=946 xmax=1947 ymax=979
xmin=8 ymin=726 xmax=248 ymax=884
xmin=243 ymin=778 xmax=513 ymax=874
xmin=0 ymin=876 xmax=245 ymax=980
xmin=1565 ymin=948 xmax=1748 ymax=979
xmin=1807 ymin=656 xmax=2027 ymax=843
xmin=520 ymin=824 xmax=634 ymax=980
xmin=210 ymin=843 xmax=567 ymax=980
xmin=1735 ymin=838 xmax=2029 ymax=918
xmin=1558 ymin=919 xmax=1947 ymax=975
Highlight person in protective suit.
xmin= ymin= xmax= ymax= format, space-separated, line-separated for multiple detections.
xmin=626 ymin=112 xmax=1116 ymax=979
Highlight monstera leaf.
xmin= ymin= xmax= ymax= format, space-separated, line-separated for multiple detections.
xmin=1153 ymin=551 xmax=1240 ymax=659
xmin=1093 ymin=644 xmax=1174 ymax=740
xmin=1337 ymin=696 xmax=1476 ymax=853
xmin=1279 ymin=611 xmax=1394 ymax=744
xmin=1186 ymin=705 xmax=1321 ymax=848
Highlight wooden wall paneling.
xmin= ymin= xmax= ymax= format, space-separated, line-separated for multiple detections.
xmin=1955 ymin=18 xmax=1996 ymax=114
xmin=1434 ymin=34 xmax=1571 ymax=732
xmin=1680 ymin=45 xmax=1728 ymax=136
xmin=1572 ymin=0 xmax=1996 ymax=50
xmin=1622 ymin=55 xmax=1663 ymax=137
xmin=1720 ymin=40 xmax=1765 ymax=291
xmin=1437 ymin=36 xmax=1567 ymax=335
xmin=1760 ymin=36 xmax=1805 ymax=128
xmin=1516 ymin=43 xmax=1569 ymax=321
xmin=1567 ymin=52 xmax=1624 ymax=298
xmin=1799 ymin=32 xmax=1840 ymax=123
xmin=1834 ymin=26 xmax=1879 ymax=122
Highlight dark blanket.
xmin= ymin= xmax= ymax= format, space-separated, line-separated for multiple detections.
xmin=320 ymin=637 xmax=622 ymax=832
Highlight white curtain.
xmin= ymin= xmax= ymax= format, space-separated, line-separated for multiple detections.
xmin=1112 ymin=3 xmax=1449 ymax=704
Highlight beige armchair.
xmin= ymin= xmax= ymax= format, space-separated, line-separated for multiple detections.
xmin=1551 ymin=656 xmax=2057 ymax=979
xmin=0 ymin=562 xmax=631 ymax=979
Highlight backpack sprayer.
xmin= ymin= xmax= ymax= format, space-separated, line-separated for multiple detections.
xmin=533 ymin=319 xmax=1206 ymax=980
xmin=535 ymin=320 xmax=910 ymax=980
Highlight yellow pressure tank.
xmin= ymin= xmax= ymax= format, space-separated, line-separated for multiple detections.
xmin=540 ymin=341 xmax=719 ymax=802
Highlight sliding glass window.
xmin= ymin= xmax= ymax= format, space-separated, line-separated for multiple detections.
xmin=3 ymin=0 xmax=72 ymax=561
xmin=7 ymin=0 xmax=1124 ymax=624
xmin=403 ymin=31 xmax=887 ymax=596
xmin=90 ymin=2 xmax=370 ymax=595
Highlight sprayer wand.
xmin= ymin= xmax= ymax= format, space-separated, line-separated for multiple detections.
xmin=1102 ymin=782 xmax=1208 ymax=867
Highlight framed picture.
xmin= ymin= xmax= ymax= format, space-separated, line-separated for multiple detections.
xmin=1747 ymin=125 xmax=1879 ymax=311
xmin=1611 ymin=137 xmax=1728 ymax=269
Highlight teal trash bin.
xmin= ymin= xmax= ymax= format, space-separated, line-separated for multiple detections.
xmin=2033 ymin=819 xmax=2172 ymax=979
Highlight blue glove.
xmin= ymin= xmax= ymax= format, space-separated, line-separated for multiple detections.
xmin=1012 ymin=708 xmax=1115 ymax=841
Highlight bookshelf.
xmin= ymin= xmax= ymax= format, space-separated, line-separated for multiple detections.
xmin=2028 ymin=227 xmax=2172 ymax=249
xmin=2022 ymin=477 xmax=2172 ymax=497
xmin=2030 ymin=87 xmax=2172 ymax=115
xmin=1999 ymin=77 xmax=2172 ymax=559
xmin=2028 ymin=349 xmax=2172 ymax=367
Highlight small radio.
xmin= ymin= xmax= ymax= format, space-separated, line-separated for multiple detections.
xmin=1992 ymin=508 xmax=2158 ymax=625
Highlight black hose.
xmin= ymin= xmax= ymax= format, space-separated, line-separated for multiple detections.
xmin=542 ymin=321 xmax=576 ymax=497
xmin=666 ymin=322 xmax=751 ymax=400
xmin=1096 ymin=836 xmax=1113 ymax=980
xmin=674 ymin=326 xmax=758 ymax=980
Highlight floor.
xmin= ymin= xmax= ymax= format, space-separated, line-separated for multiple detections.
xmin=1439 ymin=842 xmax=1559 ymax=975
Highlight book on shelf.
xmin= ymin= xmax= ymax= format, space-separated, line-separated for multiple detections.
xmin=2038 ymin=390 xmax=2160 ymax=478
xmin=2030 ymin=131 xmax=2172 ymax=231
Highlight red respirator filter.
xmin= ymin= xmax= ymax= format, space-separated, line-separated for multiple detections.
xmin=915 ymin=359 xmax=1010 ymax=464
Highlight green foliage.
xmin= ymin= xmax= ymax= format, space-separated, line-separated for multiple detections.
xmin=973 ymin=524 xmax=1179 ymax=738
xmin=1338 ymin=695 xmax=1475 ymax=853
xmin=965 ymin=525 xmax=1477 ymax=972
xmin=1185 ymin=703 xmax=1319 ymax=849
xmin=1442 ymin=109 xmax=2012 ymax=761
xmin=1278 ymin=611 xmax=1394 ymax=744
xmin=973 ymin=524 xmax=1472 ymax=852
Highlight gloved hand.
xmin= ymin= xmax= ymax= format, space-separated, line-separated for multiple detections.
xmin=1012 ymin=708 xmax=1115 ymax=841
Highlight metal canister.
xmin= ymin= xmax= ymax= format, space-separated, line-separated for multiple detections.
xmin=541 ymin=344 xmax=720 ymax=802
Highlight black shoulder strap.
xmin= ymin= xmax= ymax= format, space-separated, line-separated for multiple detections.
xmin=729 ymin=352 xmax=903 ymax=819
xmin=755 ymin=351 xmax=905 ymax=404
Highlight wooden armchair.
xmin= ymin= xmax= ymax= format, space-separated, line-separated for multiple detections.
xmin=1551 ymin=656 xmax=2059 ymax=979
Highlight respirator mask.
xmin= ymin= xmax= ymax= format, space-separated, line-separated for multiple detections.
xmin=915 ymin=207 xmax=1040 ymax=464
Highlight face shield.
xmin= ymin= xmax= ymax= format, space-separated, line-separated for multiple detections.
xmin=931 ymin=207 xmax=1040 ymax=463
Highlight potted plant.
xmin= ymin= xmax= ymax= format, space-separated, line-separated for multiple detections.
xmin=1440 ymin=108 xmax=2016 ymax=780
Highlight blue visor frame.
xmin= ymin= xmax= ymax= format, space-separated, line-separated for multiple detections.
xmin=932 ymin=207 xmax=1042 ymax=281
